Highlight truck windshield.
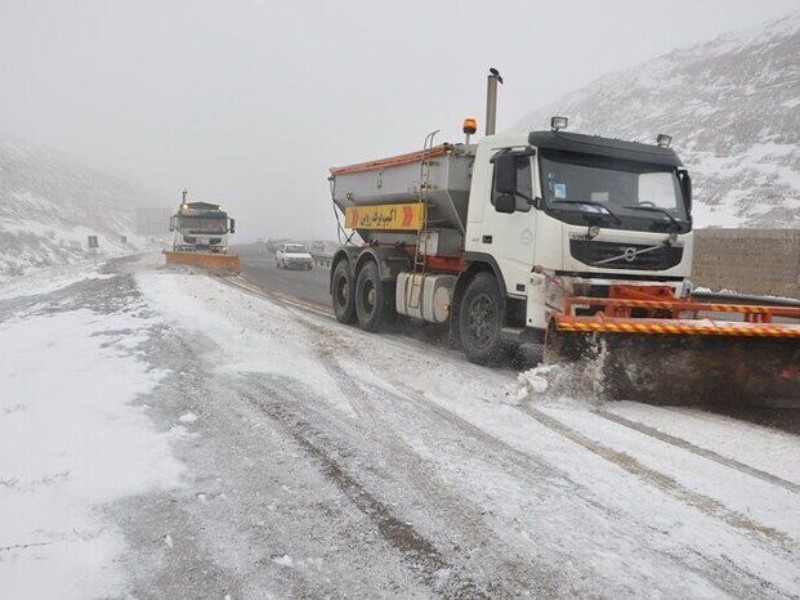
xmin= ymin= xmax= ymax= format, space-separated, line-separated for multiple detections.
xmin=177 ymin=217 xmax=228 ymax=234
xmin=539 ymin=150 xmax=690 ymax=233
xmin=286 ymin=245 xmax=308 ymax=253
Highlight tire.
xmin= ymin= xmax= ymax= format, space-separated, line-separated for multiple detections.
xmin=331 ymin=259 xmax=357 ymax=324
xmin=355 ymin=261 xmax=395 ymax=332
xmin=458 ymin=272 xmax=506 ymax=365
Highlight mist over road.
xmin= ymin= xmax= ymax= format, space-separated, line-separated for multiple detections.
xmin=235 ymin=244 xmax=331 ymax=310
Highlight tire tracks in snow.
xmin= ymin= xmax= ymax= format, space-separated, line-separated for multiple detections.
xmin=242 ymin=379 xmax=500 ymax=599
xmin=319 ymin=357 xmax=800 ymax=599
xmin=223 ymin=284 xmax=556 ymax=595
xmin=594 ymin=409 xmax=800 ymax=494
xmin=315 ymin=355 xmax=560 ymax=597
xmin=283 ymin=315 xmax=775 ymax=597
xmin=518 ymin=404 xmax=796 ymax=553
xmin=220 ymin=274 xmax=800 ymax=596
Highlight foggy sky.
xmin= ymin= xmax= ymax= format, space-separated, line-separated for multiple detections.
xmin=1 ymin=0 xmax=798 ymax=241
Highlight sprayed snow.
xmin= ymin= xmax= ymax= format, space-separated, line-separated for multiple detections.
xmin=0 ymin=305 xmax=184 ymax=598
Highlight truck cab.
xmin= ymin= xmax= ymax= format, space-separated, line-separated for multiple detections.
xmin=170 ymin=201 xmax=235 ymax=253
xmin=464 ymin=129 xmax=693 ymax=330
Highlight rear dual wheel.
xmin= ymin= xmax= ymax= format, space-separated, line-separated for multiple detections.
xmin=331 ymin=260 xmax=395 ymax=330
xmin=331 ymin=260 xmax=356 ymax=324
xmin=355 ymin=261 xmax=395 ymax=332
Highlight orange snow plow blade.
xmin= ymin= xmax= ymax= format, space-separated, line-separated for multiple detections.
xmin=163 ymin=251 xmax=241 ymax=275
xmin=545 ymin=294 xmax=800 ymax=407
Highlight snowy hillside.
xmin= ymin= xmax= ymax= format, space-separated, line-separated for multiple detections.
xmin=0 ymin=133 xmax=150 ymax=281
xmin=516 ymin=11 xmax=800 ymax=228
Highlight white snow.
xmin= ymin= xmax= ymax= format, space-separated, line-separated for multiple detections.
xmin=0 ymin=260 xmax=113 ymax=301
xmin=0 ymin=306 xmax=184 ymax=598
xmin=271 ymin=554 xmax=294 ymax=568
xmin=179 ymin=412 xmax=199 ymax=423
xmin=607 ymin=401 xmax=800 ymax=486
xmin=132 ymin=269 xmax=800 ymax=596
xmin=135 ymin=270 xmax=357 ymax=418
xmin=0 ymin=133 xmax=155 ymax=284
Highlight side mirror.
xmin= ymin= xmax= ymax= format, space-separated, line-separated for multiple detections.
xmin=495 ymin=154 xmax=518 ymax=195
xmin=679 ymin=170 xmax=692 ymax=213
xmin=229 ymin=218 xmax=236 ymax=234
xmin=495 ymin=194 xmax=517 ymax=214
xmin=168 ymin=216 xmax=175 ymax=232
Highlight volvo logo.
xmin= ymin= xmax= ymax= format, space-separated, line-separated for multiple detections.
xmin=623 ymin=247 xmax=638 ymax=262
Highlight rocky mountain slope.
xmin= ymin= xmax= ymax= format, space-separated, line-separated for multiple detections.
xmin=0 ymin=133 xmax=150 ymax=280
xmin=516 ymin=11 xmax=800 ymax=229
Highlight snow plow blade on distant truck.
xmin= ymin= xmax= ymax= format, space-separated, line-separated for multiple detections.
xmin=328 ymin=71 xmax=800 ymax=407
xmin=163 ymin=190 xmax=240 ymax=275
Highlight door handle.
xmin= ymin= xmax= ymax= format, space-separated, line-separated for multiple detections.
xmin=482 ymin=235 xmax=493 ymax=244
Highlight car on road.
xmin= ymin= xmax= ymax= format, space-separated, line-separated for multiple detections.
xmin=276 ymin=243 xmax=313 ymax=270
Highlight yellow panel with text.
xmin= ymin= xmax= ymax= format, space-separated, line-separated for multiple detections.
xmin=345 ymin=203 xmax=425 ymax=231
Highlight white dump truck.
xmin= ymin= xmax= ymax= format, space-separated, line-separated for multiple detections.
xmin=328 ymin=71 xmax=800 ymax=406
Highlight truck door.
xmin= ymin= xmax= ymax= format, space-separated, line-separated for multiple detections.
xmin=474 ymin=152 xmax=537 ymax=298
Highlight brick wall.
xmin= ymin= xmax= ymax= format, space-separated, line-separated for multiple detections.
xmin=692 ymin=229 xmax=800 ymax=298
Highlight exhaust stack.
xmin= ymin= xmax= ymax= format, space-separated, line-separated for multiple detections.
xmin=485 ymin=68 xmax=503 ymax=136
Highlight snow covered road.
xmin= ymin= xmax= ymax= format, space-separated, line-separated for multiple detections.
xmin=2 ymin=256 xmax=800 ymax=598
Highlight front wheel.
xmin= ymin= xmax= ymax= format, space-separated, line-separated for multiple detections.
xmin=355 ymin=261 xmax=395 ymax=332
xmin=458 ymin=272 xmax=506 ymax=365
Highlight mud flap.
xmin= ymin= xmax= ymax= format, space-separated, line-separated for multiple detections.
xmin=545 ymin=328 xmax=800 ymax=408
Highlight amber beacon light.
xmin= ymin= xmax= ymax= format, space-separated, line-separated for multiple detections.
xmin=462 ymin=117 xmax=478 ymax=144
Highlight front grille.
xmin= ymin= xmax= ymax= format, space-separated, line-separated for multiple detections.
xmin=570 ymin=239 xmax=683 ymax=271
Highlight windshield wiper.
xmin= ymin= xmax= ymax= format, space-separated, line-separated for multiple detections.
xmin=550 ymin=200 xmax=622 ymax=225
xmin=622 ymin=205 xmax=683 ymax=232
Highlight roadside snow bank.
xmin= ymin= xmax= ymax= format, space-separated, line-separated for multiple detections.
xmin=0 ymin=307 xmax=183 ymax=599
xmin=135 ymin=270 xmax=355 ymax=416
xmin=0 ymin=260 xmax=113 ymax=301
